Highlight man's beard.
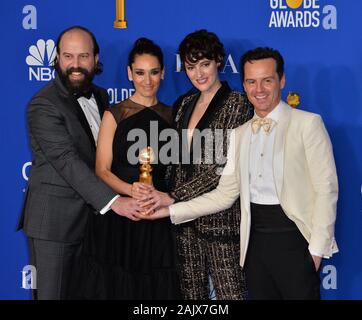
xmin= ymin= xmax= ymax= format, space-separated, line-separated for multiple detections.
xmin=58 ymin=66 xmax=96 ymax=96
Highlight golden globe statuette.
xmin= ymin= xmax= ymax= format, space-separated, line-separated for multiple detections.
xmin=287 ymin=91 xmax=300 ymax=108
xmin=139 ymin=147 xmax=155 ymax=215
xmin=114 ymin=0 xmax=127 ymax=29
xmin=139 ymin=147 xmax=154 ymax=185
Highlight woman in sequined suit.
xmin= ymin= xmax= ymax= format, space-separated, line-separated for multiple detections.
xmin=143 ymin=30 xmax=253 ymax=299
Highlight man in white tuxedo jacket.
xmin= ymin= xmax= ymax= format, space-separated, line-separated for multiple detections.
xmin=141 ymin=47 xmax=338 ymax=299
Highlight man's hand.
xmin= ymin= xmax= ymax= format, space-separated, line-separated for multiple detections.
xmin=135 ymin=206 xmax=171 ymax=221
xmin=138 ymin=191 xmax=174 ymax=214
xmin=111 ymin=197 xmax=141 ymax=221
xmin=311 ymin=255 xmax=322 ymax=271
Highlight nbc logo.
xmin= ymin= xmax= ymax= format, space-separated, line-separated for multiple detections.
xmin=26 ymin=39 xmax=56 ymax=81
xmin=269 ymin=0 xmax=337 ymax=30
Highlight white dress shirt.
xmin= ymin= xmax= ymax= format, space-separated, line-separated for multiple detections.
xmin=250 ymin=102 xmax=323 ymax=257
xmin=77 ymin=95 xmax=119 ymax=214
xmin=77 ymin=95 xmax=102 ymax=145
xmin=249 ymin=102 xmax=282 ymax=205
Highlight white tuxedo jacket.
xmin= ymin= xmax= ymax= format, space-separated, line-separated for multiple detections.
xmin=171 ymin=101 xmax=339 ymax=267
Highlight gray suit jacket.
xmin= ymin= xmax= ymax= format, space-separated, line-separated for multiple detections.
xmin=18 ymin=76 xmax=117 ymax=242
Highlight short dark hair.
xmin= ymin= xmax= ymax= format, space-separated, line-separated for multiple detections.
xmin=178 ymin=29 xmax=225 ymax=69
xmin=54 ymin=25 xmax=103 ymax=75
xmin=240 ymin=47 xmax=284 ymax=81
xmin=128 ymin=38 xmax=164 ymax=70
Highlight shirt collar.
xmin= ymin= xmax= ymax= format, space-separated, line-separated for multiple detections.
xmin=252 ymin=100 xmax=282 ymax=123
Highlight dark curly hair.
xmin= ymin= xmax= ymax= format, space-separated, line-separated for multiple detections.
xmin=240 ymin=47 xmax=284 ymax=81
xmin=128 ymin=37 xmax=164 ymax=70
xmin=178 ymin=29 xmax=225 ymax=70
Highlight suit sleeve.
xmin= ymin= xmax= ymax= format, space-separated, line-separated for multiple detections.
xmin=303 ymin=115 xmax=338 ymax=256
xmin=171 ymin=129 xmax=241 ymax=224
xmin=28 ymin=96 xmax=117 ymax=212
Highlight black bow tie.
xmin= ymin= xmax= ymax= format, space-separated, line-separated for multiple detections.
xmin=73 ymin=89 xmax=93 ymax=100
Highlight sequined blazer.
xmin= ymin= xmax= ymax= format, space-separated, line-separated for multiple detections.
xmin=170 ymin=81 xmax=253 ymax=241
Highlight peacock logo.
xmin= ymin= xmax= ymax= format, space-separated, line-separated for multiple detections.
xmin=26 ymin=39 xmax=56 ymax=67
xmin=26 ymin=39 xmax=56 ymax=81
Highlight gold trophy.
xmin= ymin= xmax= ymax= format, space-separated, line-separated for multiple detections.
xmin=139 ymin=147 xmax=154 ymax=185
xmin=138 ymin=147 xmax=155 ymax=214
xmin=287 ymin=91 xmax=300 ymax=108
xmin=114 ymin=0 xmax=127 ymax=29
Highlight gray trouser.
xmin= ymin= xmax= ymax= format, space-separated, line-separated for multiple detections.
xmin=28 ymin=237 xmax=82 ymax=300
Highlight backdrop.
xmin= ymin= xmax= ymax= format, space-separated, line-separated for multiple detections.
xmin=1 ymin=0 xmax=361 ymax=300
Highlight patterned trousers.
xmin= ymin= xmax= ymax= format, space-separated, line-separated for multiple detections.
xmin=175 ymin=226 xmax=247 ymax=300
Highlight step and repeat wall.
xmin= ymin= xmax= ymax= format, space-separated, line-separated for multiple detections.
xmin=1 ymin=0 xmax=361 ymax=299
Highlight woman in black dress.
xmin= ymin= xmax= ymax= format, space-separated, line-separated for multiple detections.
xmin=73 ymin=38 xmax=180 ymax=299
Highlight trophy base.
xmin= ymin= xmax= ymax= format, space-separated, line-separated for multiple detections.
xmin=113 ymin=20 xmax=127 ymax=28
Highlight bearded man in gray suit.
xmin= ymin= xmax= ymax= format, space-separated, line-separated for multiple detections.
xmin=18 ymin=26 xmax=141 ymax=300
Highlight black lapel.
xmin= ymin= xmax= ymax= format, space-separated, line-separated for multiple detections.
xmin=73 ymin=98 xmax=97 ymax=150
xmin=174 ymin=92 xmax=198 ymax=166
xmin=92 ymin=84 xmax=109 ymax=118
xmin=54 ymin=76 xmax=96 ymax=149
xmin=176 ymin=81 xmax=232 ymax=177
xmin=182 ymin=92 xmax=200 ymax=130
xmin=195 ymin=81 xmax=231 ymax=131
xmin=177 ymin=81 xmax=231 ymax=131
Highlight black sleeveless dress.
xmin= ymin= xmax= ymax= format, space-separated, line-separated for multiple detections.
xmin=72 ymin=99 xmax=181 ymax=299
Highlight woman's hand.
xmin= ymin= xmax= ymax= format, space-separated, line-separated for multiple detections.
xmin=139 ymin=190 xmax=174 ymax=214
xmin=135 ymin=206 xmax=171 ymax=220
xmin=131 ymin=182 xmax=153 ymax=200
